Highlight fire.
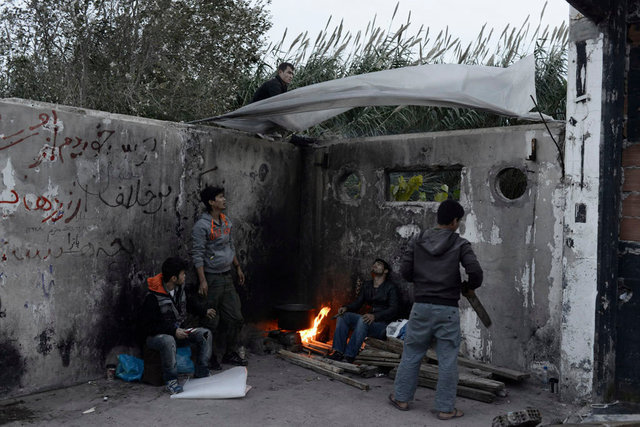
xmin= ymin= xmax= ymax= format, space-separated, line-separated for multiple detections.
xmin=299 ymin=306 xmax=331 ymax=343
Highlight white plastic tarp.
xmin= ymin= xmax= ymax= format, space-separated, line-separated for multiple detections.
xmin=210 ymin=55 xmax=540 ymax=133
xmin=170 ymin=366 xmax=251 ymax=399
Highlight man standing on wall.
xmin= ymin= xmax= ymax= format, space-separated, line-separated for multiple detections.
xmin=251 ymin=62 xmax=295 ymax=103
xmin=328 ymin=258 xmax=399 ymax=363
xmin=141 ymin=257 xmax=215 ymax=395
xmin=388 ymin=200 xmax=483 ymax=420
xmin=192 ymin=186 xmax=248 ymax=367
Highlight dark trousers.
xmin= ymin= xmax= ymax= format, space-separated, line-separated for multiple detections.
xmin=203 ymin=271 xmax=243 ymax=354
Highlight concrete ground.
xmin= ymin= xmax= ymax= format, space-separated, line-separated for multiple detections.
xmin=1 ymin=353 xmax=586 ymax=427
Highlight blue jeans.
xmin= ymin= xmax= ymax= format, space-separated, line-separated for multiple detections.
xmin=393 ymin=303 xmax=460 ymax=413
xmin=146 ymin=327 xmax=212 ymax=382
xmin=332 ymin=312 xmax=388 ymax=358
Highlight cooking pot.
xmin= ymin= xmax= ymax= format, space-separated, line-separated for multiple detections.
xmin=275 ymin=304 xmax=315 ymax=331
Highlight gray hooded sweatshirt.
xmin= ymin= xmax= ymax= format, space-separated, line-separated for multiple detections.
xmin=400 ymin=228 xmax=483 ymax=307
xmin=191 ymin=212 xmax=236 ymax=274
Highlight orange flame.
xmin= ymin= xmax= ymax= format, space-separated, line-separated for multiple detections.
xmin=299 ymin=306 xmax=331 ymax=343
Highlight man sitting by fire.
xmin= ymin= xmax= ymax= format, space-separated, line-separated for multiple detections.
xmin=328 ymin=258 xmax=399 ymax=363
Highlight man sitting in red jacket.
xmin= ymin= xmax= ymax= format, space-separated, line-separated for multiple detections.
xmin=140 ymin=257 xmax=216 ymax=394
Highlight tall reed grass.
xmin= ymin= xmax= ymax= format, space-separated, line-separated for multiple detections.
xmin=234 ymin=1 xmax=567 ymax=138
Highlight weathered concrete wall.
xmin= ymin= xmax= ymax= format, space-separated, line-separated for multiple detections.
xmin=299 ymin=124 xmax=566 ymax=376
xmin=560 ymin=9 xmax=604 ymax=404
xmin=0 ymin=99 xmax=300 ymax=397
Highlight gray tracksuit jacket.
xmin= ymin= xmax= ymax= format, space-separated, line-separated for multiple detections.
xmin=400 ymin=228 xmax=483 ymax=307
xmin=191 ymin=212 xmax=236 ymax=274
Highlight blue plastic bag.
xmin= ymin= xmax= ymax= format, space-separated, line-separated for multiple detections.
xmin=116 ymin=354 xmax=144 ymax=382
xmin=176 ymin=346 xmax=194 ymax=374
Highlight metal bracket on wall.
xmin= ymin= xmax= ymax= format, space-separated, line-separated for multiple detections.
xmin=575 ymin=94 xmax=591 ymax=103
xmin=527 ymin=138 xmax=537 ymax=161
xmin=314 ymin=152 xmax=330 ymax=169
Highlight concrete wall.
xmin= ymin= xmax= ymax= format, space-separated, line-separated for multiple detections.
xmin=299 ymin=124 xmax=566 ymax=376
xmin=1 ymin=98 xmax=579 ymax=402
xmin=0 ymin=99 xmax=300 ymax=397
xmin=560 ymin=9 xmax=605 ymax=403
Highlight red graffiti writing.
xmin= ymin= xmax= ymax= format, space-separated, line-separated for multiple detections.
xmin=1 ymin=188 xmax=83 ymax=224
xmin=2 ymin=110 xmax=158 ymax=169
xmin=29 ymin=128 xmax=116 ymax=168
xmin=0 ymin=112 xmax=51 ymax=151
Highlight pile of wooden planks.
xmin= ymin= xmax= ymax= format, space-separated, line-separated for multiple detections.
xmin=277 ymin=336 xmax=530 ymax=402
xmin=277 ymin=349 xmax=371 ymax=390
xmin=359 ymin=336 xmax=530 ymax=403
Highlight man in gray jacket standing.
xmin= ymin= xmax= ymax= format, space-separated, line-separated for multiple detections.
xmin=192 ymin=185 xmax=248 ymax=367
xmin=388 ymin=199 xmax=483 ymax=420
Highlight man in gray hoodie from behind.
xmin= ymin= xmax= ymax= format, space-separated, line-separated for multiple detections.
xmin=388 ymin=199 xmax=483 ymax=420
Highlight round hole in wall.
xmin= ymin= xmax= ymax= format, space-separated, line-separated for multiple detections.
xmin=339 ymin=172 xmax=362 ymax=201
xmin=496 ymin=167 xmax=527 ymax=200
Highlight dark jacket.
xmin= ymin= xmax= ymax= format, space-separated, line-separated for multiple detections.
xmin=140 ymin=273 xmax=207 ymax=338
xmin=400 ymin=228 xmax=483 ymax=307
xmin=345 ymin=279 xmax=399 ymax=323
xmin=251 ymin=75 xmax=287 ymax=103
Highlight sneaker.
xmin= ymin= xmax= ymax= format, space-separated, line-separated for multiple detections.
xmin=222 ymin=352 xmax=248 ymax=366
xmin=327 ymin=350 xmax=344 ymax=361
xmin=209 ymin=358 xmax=223 ymax=371
xmin=344 ymin=355 xmax=356 ymax=364
xmin=165 ymin=379 xmax=183 ymax=395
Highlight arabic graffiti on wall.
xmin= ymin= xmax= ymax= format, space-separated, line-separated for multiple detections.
xmin=1 ymin=109 xmax=157 ymax=168
xmin=1 ymin=109 xmax=173 ymax=224
xmin=0 ymin=109 xmax=173 ymax=264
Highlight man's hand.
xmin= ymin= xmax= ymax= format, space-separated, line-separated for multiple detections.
xmin=362 ymin=314 xmax=375 ymax=325
xmin=175 ymin=328 xmax=189 ymax=340
xmin=198 ymin=279 xmax=208 ymax=297
xmin=337 ymin=306 xmax=347 ymax=316
xmin=461 ymin=281 xmax=472 ymax=297
xmin=236 ymin=266 xmax=245 ymax=286
xmin=206 ymin=308 xmax=216 ymax=319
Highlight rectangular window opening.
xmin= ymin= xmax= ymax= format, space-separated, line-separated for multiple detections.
xmin=388 ymin=166 xmax=462 ymax=202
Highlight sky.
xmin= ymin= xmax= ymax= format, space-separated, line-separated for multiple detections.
xmin=265 ymin=0 xmax=569 ymax=54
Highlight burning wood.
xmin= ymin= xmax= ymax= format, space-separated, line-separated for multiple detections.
xmin=298 ymin=307 xmax=331 ymax=343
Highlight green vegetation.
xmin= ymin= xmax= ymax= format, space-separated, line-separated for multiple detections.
xmin=0 ymin=1 xmax=567 ymax=138
xmin=389 ymin=170 xmax=461 ymax=202
xmin=235 ymin=1 xmax=568 ymax=138
xmin=0 ymin=0 xmax=271 ymax=122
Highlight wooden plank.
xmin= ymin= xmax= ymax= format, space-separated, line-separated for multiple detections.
xmin=359 ymin=348 xmax=400 ymax=359
xmin=389 ymin=369 xmax=495 ymax=403
xmin=354 ymin=360 xmax=399 ymax=368
xmin=303 ymin=342 xmax=330 ymax=355
xmin=279 ymin=350 xmax=343 ymax=374
xmin=358 ymin=365 xmax=380 ymax=378
xmin=278 ymin=350 xmax=370 ymax=391
xmin=356 ymin=356 xmax=403 ymax=364
xmin=302 ymin=345 xmax=327 ymax=356
xmin=418 ymin=364 xmax=505 ymax=393
xmin=312 ymin=356 xmax=363 ymax=374
xmin=308 ymin=339 xmax=332 ymax=349
xmin=452 ymin=357 xmax=529 ymax=381
xmin=384 ymin=337 xmax=529 ymax=381
xmin=365 ymin=337 xmax=403 ymax=354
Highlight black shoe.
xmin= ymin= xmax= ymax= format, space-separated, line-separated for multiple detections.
xmin=344 ymin=355 xmax=356 ymax=364
xmin=194 ymin=366 xmax=210 ymax=378
xmin=209 ymin=358 xmax=223 ymax=371
xmin=222 ymin=352 xmax=248 ymax=366
xmin=327 ymin=350 xmax=344 ymax=361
